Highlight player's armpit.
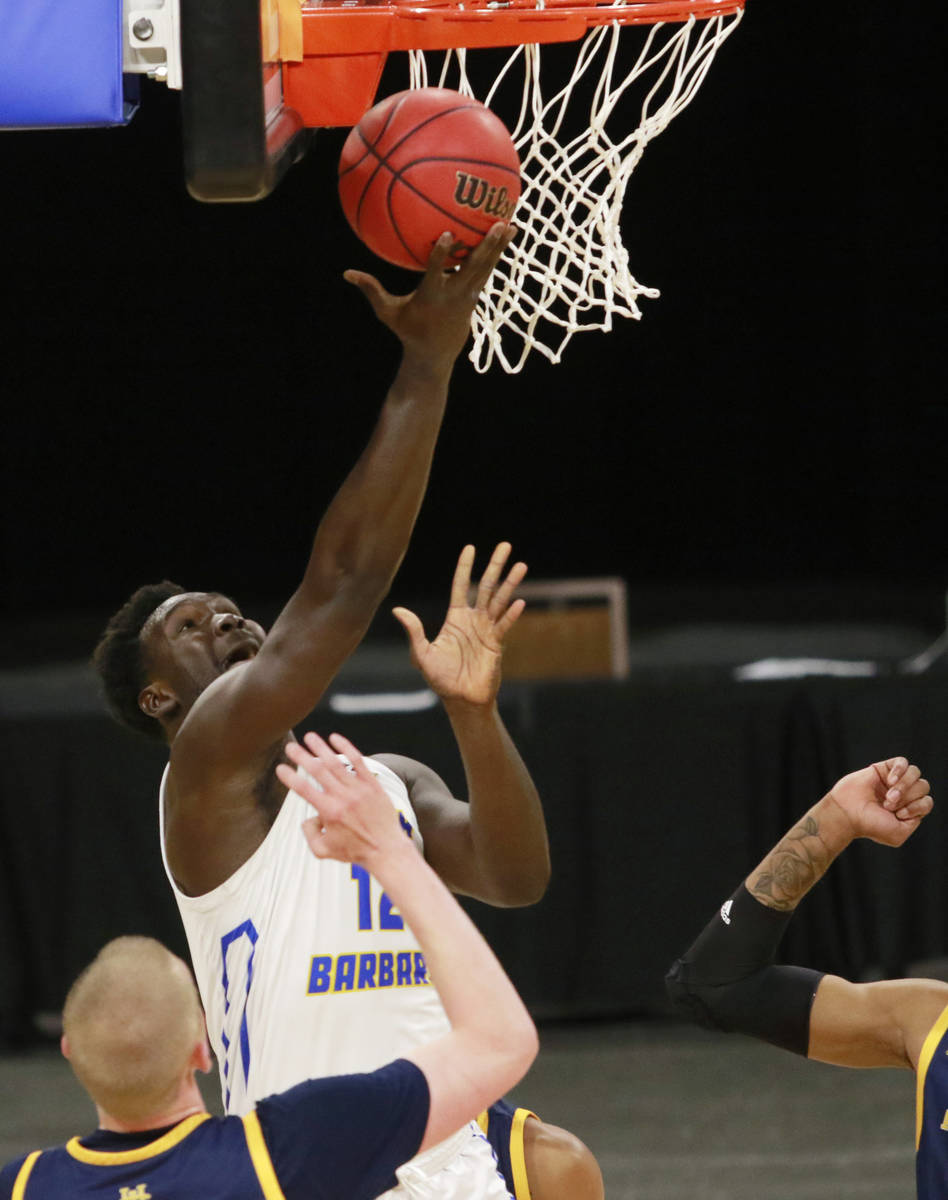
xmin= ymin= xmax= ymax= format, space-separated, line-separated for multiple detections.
xmin=808 ymin=976 xmax=948 ymax=1070
xmin=373 ymin=754 xmax=481 ymax=894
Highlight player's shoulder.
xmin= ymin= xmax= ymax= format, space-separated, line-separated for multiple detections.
xmin=908 ymin=980 xmax=948 ymax=1061
xmin=371 ymin=754 xmax=449 ymax=796
xmin=363 ymin=753 xmax=410 ymax=785
xmin=0 ymin=1150 xmax=40 ymax=1199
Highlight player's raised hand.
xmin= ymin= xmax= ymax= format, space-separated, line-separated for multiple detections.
xmin=828 ymin=757 xmax=933 ymax=847
xmin=276 ymin=732 xmax=408 ymax=868
xmin=343 ymin=222 xmax=516 ymax=370
xmin=393 ymin=542 xmax=526 ymax=708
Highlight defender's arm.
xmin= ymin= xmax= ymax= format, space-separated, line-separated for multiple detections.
xmin=666 ymin=758 xmax=938 ymax=1069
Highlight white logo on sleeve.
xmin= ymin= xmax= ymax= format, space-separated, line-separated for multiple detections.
xmin=720 ymin=899 xmax=733 ymax=926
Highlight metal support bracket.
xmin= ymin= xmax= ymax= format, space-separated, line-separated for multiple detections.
xmin=125 ymin=0 xmax=182 ymax=88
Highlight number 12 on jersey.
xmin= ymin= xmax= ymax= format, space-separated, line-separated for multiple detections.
xmin=350 ymin=864 xmax=404 ymax=931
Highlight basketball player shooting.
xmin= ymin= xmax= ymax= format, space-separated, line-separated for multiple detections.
xmin=92 ymin=238 xmax=603 ymax=1198
xmin=0 ymin=730 xmax=539 ymax=1199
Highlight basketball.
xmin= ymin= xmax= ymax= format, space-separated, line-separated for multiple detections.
xmin=338 ymin=87 xmax=521 ymax=271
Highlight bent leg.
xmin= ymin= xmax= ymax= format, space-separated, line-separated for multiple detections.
xmin=523 ymin=1117 xmax=604 ymax=1200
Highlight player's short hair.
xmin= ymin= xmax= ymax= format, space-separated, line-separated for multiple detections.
xmin=92 ymin=582 xmax=185 ymax=740
xmin=62 ymin=937 xmax=204 ymax=1124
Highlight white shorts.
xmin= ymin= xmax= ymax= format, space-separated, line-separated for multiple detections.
xmin=380 ymin=1122 xmax=513 ymax=1199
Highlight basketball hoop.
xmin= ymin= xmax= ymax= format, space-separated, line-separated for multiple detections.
xmin=289 ymin=0 xmax=746 ymax=371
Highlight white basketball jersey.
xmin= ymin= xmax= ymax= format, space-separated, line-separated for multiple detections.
xmin=159 ymin=756 xmax=451 ymax=1116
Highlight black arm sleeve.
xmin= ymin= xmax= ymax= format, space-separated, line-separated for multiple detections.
xmin=665 ymin=884 xmax=824 ymax=1056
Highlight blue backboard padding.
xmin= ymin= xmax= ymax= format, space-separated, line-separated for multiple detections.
xmin=0 ymin=0 xmax=134 ymax=127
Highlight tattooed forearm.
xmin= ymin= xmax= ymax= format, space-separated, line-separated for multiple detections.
xmin=749 ymin=815 xmax=833 ymax=911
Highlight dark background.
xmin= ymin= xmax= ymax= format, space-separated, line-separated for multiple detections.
xmin=2 ymin=0 xmax=945 ymax=648
xmin=1 ymin=1 xmax=946 ymax=1038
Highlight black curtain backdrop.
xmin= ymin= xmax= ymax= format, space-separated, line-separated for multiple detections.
xmin=2 ymin=0 xmax=946 ymax=628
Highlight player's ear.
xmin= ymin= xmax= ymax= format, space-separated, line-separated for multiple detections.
xmin=138 ymin=681 xmax=177 ymax=723
xmin=191 ymin=1037 xmax=213 ymax=1075
xmin=60 ymin=1034 xmax=70 ymax=1062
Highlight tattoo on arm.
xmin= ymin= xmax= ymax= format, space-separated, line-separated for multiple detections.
xmin=750 ymin=815 xmax=832 ymax=912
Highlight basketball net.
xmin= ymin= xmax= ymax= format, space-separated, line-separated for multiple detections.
xmin=406 ymin=10 xmax=743 ymax=372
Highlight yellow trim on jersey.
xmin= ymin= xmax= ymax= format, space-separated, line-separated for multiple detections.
xmin=12 ymin=1150 xmax=41 ymax=1200
xmin=477 ymin=1110 xmax=490 ymax=1136
xmin=916 ymin=1002 xmax=948 ymax=1149
xmin=242 ymin=1110 xmax=287 ymax=1199
xmin=510 ymin=1108 xmax=537 ymax=1200
xmin=65 ymin=1113 xmax=212 ymax=1164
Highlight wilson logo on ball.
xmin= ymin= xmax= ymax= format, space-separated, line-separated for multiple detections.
xmin=338 ymin=88 xmax=522 ymax=271
xmin=453 ymin=173 xmax=516 ymax=220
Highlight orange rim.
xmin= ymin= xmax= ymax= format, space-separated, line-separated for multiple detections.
xmin=299 ymin=0 xmax=743 ymax=54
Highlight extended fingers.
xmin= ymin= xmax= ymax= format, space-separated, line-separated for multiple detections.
xmin=392 ymin=605 xmax=428 ymax=653
xmin=419 ymin=232 xmax=456 ymax=281
xmin=461 ymin=222 xmax=516 ymax=290
xmin=343 ymin=269 xmax=395 ymax=318
xmin=325 ymin=731 xmax=376 ymax=785
xmin=475 ymin=542 xmax=513 ymax=610
xmin=494 ymin=596 xmax=526 ymax=640
xmin=489 ymin=557 xmax=528 ymax=621
xmin=277 ymin=759 xmax=345 ymax=827
xmin=449 ymin=544 xmax=477 ymax=608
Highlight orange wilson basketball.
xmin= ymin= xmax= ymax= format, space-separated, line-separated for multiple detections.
xmin=338 ymin=88 xmax=520 ymax=271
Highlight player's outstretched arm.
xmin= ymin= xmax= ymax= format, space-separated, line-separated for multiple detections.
xmin=181 ymin=227 xmax=516 ymax=762
xmin=667 ymin=757 xmax=946 ymax=1069
xmin=377 ymin=542 xmax=551 ymax=907
xmin=276 ymin=731 xmax=538 ymax=1151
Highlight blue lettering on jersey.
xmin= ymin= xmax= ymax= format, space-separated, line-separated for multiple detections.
xmin=307 ymin=951 xmax=432 ymax=994
xmin=358 ymin=954 xmax=377 ymax=989
xmin=351 ymin=865 xmax=373 ymax=931
xmin=308 ymin=956 xmax=332 ymax=993
xmin=351 ymin=863 xmax=404 ymax=931
xmin=380 ymin=892 xmax=404 ymax=931
xmin=334 ymin=955 xmax=357 ymax=992
xmin=220 ymin=920 xmax=259 ymax=1107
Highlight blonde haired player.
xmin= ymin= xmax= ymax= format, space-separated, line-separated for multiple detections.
xmin=1 ymin=730 xmax=538 ymax=1199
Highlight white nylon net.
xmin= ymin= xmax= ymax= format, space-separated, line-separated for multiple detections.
xmin=407 ymin=8 xmax=743 ymax=372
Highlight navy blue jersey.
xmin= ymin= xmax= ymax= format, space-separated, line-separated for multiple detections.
xmin=0 ymin=1059 xmax=428 ymax=1200
xmin=916 ymin=1004 xmax=948 ymax=1198
xmin=478 ymin=1100 xmax=537 ymax=1200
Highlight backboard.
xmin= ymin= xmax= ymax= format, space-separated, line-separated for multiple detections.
xmin=0 ymin=0 xmax=309 ymax=201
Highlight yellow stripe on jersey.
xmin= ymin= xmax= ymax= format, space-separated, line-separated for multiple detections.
xmin=510 ymin=1108 xmax=536 ymax=1200
xmin=12 ymin=1150 xmax=41 ymax=1200
xmin=242 ymin=1110 xmax=287 ymax=1199
xmin=65 ymin=1114 xmax=212 ymax=1164
xmin=916 ymin=1002 xmax=948 ymax=1149
xmin=477 ymin=1110 xmax=490 ymax=1136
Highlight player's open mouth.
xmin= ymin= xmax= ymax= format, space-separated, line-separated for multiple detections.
xmin=222 ymin=647 xmax=257 ymax=671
